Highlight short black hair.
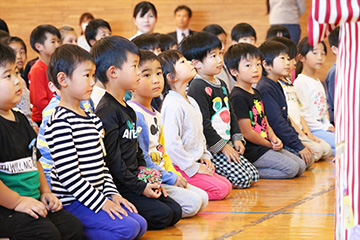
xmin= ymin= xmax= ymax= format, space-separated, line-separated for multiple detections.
xmin=231 ymin=23 xmax=257 ymax=42
xmin=259 ymin=41 xmax=288 ymax=76
xmin=158 ymin=49 xmax=183 ymax=95
xmin=133 ymin=1 xmax=157 ymax=18
xmin=0 ymin=43 xmax=16 ymax=67
xmin=91 ymin=35 xmax=139 ymax=84
xmin=0 ymin=19 xmax=9 ymax=34
xmin=8 ymin=36 xmax=27 ymax=54
xmin=47 ymin=44 xmax=94 ymax=89
xmin=266 ymin=25 xmax=291 ymax=40
xmin=174 ymin=5 xmax=192 ymax=18
xmin=157 ymin=34 xmax=177 ymax=52
xmin=224 ymin=43 xmax=262 ymax=80
xmin=202 ymin=24 xmax=226 ymax=36
xmin=328 ymin=26 xmax=340 ymax=48
xmin=132 ymin=33 xmax=160 ymax=51
xmin=85 ymin=19 xmax=111 ymax=46
xmin=271 ymin=37 xmax=297 ymax=59
xmin=178 ymin=31 xmax=222 ymax=62
xmin=139 ymin=49 xmax=159 ymax=67
xmin=30 ymin=24 xmax=61 ymax=53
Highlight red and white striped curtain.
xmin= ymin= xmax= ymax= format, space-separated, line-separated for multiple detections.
xmin=308 ymin=1 xmax=360 ymax=239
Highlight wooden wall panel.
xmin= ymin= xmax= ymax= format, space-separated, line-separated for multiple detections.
xmin=0 ymin=0 xmax=334 ymax=80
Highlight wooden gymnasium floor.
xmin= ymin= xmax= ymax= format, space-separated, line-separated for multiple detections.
xmin=142 ymin=159 xmax=335 ymax=240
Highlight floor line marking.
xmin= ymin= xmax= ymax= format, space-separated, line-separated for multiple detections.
xmin=202 ymin=211 xmax=334 ymax=215
xmin=213 ymin=184 xmax=335 ymax=240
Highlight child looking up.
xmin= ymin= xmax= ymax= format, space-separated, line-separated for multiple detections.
xmin=44 ymin=44 xmax=147 ymax=240
xmin=294 ymin=37 xmax=335 ymax=154
xmin=226 ymin=43 xmax=305 ymax=178
xmin=159 ymin=49 xmax=232 ymax=200
xmin=180 ymin=31 xmax=259 ymax=189
xmin=256 ymin=40 xmax=312 ymax=167
xmin=0 ymin=43 xmax=82 ymax=240
xmin=29 ymin=24 xmax=61 ymax=126
xmin=128 ymin=49 xmax=208 ymax=216
xmin=93 ymin=36 xmax=181 ymax=230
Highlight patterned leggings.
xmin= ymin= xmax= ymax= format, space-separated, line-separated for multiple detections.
xmin=211 ymin=143 xmax=259 ymax=188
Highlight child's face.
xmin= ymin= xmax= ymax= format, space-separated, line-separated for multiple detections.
xmin=236 ymin=56 xmax=262 ymax=84
xmin=270 ymin=53 xmax=291 ymax=77
xmin=95 ymin=27 xmax=111 ymax=41
xmin=237 ymin=36 xmax=256 ymax=45
xmin=39 ymin=33 xmax=61 ymax=57
xmin=62 ymin=31 xmax=78 ymax=45
xmin=288 ymin=58 xmax=296 ymax=75
xmin=134 ymin=10 xmax=157 ymax=34
xmin=197 ymin=48 xmax=223 ymax=77
xmin=8 ymin=41 xmax=27 ymax=70
xmin=66 ymin=60 xmax=95 ymax=101
xmin=116 ymin=52 xmax=140 ymax=91
xmin=0 ymin=62 xmax=23 ymax=111
xmin=303 ymin=44 xmax=326 ymax=70
xmin=135 ymin=59 xmax=164 ymax=99
xmin=174 ymin=56 xmax=196 ymax=83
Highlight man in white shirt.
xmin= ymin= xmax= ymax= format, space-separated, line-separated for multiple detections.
xmin=168 ymin=5 xmax=195 ymax=44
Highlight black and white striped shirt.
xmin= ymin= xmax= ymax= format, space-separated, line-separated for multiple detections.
xmin=45 ymin=106 xmax=120 ymax=213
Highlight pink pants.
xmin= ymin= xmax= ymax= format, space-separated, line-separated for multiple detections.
xmin=174 ymin=165 xmax=232 ymax=200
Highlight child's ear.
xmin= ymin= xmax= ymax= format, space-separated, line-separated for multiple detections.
xmin=298 ymin=53 xmax=306 ymax=63
xmin=107 ymin=66 xmax=117 ymax=79
xmin=35 ymin=43 xmax=43 ymax=52
xmin=89 ymin=39 xmax=96 ymax=47
xmin=262 ymin=60 xmax=271 ymax=72
xmin=331 ymin=46 xmax=338 ymax=55
xmin=232 ymin=40 xmax=238 ymax=45
xmin=229 ymin=68 xmax=239 ymax=78
xmin=57 ymin=72 xmax=68 ymax=87
xmin=191 ymin=59 xmax=201 ymax=70
xmin=166 ymin=73 xmax=175 ymax=82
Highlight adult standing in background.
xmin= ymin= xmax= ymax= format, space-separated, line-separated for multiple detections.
xmin=130 ymin=1 xmax=158 ymax=40
xmin=77 ymin=12 xmax=94 ymax=52
xmin=267 ymin=0 xmax=305 ymax=45
xmin=168 ymin=5 xmax=195 ymax=44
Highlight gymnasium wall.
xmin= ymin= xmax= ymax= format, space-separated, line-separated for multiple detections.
xmin=0 ymin=0 xmax=334 ymax=80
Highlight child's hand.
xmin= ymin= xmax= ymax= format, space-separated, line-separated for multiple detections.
xmin=299 ymin=147 xmax=313 ymax=165
xmin=328 ymin=126 xmax=335 ymax=132
xmin=271 ymin=137 xmax=283 ymax=151
xmin=221 ymin=144 xmax=240 ymax=163
xmin=197 ymin=164 xmax=214 ymax=176
xmin=200 ymin=158 xmax=215 ymax=172
xmin=142 ymin=183 xmax=162 ymax=199
xmin=112 ymin=194 xmax=137 ymax=214
xmin=154 ymin=186 xmax=168 ymax=197
xmin=40 ymin=192 xmax=62 ymax=213
xmin=233 ymin=140 xmax=245 ymax=155
xmin=14 ymin=196 xmax=47 ymax=219
xmin=174 ymin=175 xmax=188 ymax=188
xmin=102 ymin=198 xmax=128 ymax=220
xmin=304 ymin=130 xmax=321 ymax=143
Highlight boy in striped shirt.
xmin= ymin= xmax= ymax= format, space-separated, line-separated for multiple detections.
xmin=44 ymin=44 xmax=147 ymax=240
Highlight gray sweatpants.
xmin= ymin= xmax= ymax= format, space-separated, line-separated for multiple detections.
xmin=253 ymin=149 xmax=306 ymax=179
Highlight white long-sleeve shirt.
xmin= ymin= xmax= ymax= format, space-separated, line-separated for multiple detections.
xmin=161 ymin=91 xmax=211 ymax=178
xmin=294 ymin=74 xmax=332 ymax=131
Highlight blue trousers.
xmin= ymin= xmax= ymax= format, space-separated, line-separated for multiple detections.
xmin=63 ymin=200 xmax=147 ymax=240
